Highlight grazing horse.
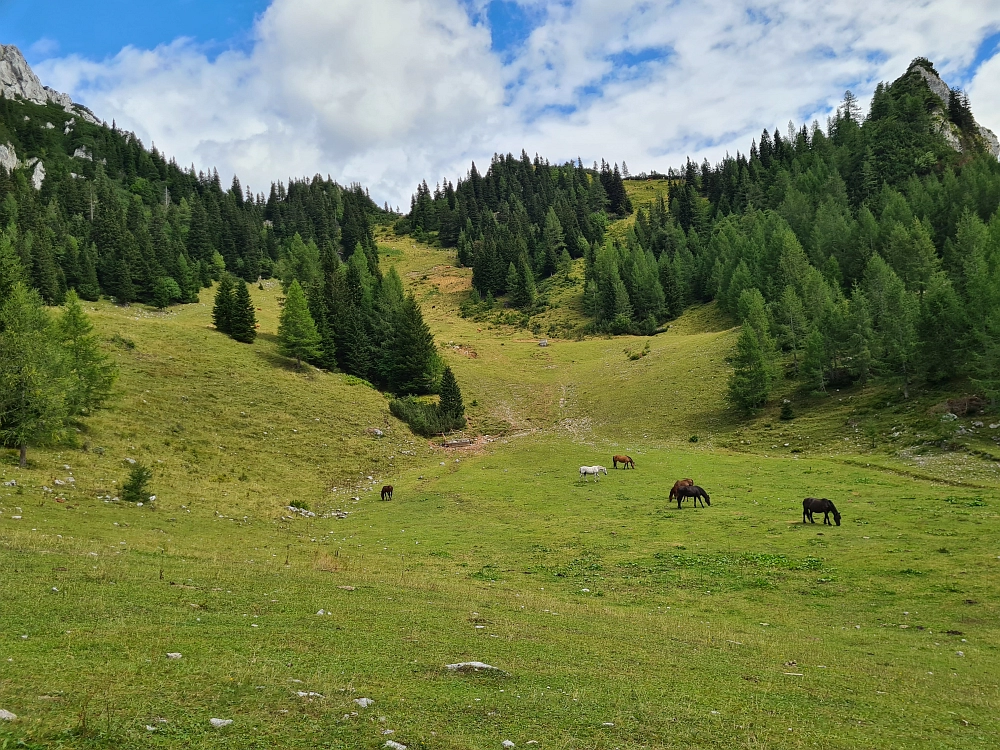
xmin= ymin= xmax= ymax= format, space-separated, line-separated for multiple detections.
xmin=612 ymin=455 xmax=635 ymax=469
xmin=674 ymin=484 xmax=710 ymax=509
xmin=580 ymin=465 xmax=608 ymax=482
xmin=668 ymin=478 xmax=695 ymax=504
xmin=802 ymin=497 xmax=840 ymax=526
xmin=380 ymin=485 xmax=394 ymax=501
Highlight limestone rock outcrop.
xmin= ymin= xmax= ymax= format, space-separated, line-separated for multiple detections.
xmin=912 ymin=63 xmax=1000 ymax=159
xmin=0 ymin=44 xmax=100 ymax=124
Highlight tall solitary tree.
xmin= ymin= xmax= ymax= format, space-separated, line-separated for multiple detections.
xmin=229 ymin=280 xmax=258 ymax=343
xmin=438 ymin=365 xmax=466 ymax=424
xmin=278 ymin=279 xmax=322 ymax=369
xmin=56 ymin=290 xmax=117 ymax=415
xmin=212 ymin=273 xmax=235 ymax=334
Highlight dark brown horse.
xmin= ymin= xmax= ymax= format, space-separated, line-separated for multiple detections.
xmin=674 ymin=484 xmax=710 ymax=509
xmin=381 ymin=485 xmax=393 ymax=501
xmin=668 ymin=478 xmax=694 ymax=504
xmin=612 ymin=455 xmax=635 ymax=469
xmin=802 ymin=498 xmax=840 ymax=526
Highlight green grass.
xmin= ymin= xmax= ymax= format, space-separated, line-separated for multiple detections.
xmin=2 ymin=247 xmax=1000 ymax=749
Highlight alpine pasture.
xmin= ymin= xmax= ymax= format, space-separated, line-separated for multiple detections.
xmin=2 ymin=230 xmax=999 ymax=749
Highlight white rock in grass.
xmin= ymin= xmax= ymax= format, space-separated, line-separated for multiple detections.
xmin=317 ymin=609 xmax=326 ymax=615
xmin=353 ymin=697 xmax=374 ymax=708
xmin=146 ymin=725 xmax=157 ymax=731
xmin=0 ymin=709 xmax=16 ymax=721
xmin=503 ymin=741 xmax=516 ymax=748
xmin=445 ymin=661 xmax=507 ymax=675
xmin=384 ymin=741 xmax=407 ymax=750
xmin=166 ymin=653 xmax=182 ymax=659
xmin=296 ymin=691 xmax=324 ymax=698
xmin=209 ymin=718 xmax=232 ymax=728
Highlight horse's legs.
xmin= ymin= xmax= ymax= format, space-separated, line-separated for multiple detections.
xmin=807 ymin=510 xmax=815 ymax=523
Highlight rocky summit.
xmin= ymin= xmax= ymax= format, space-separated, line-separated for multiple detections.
xmin=0 ymin=44 xmax=99 ymax=124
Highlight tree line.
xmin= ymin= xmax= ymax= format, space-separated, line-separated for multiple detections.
xmin=398 ymin=154 xmax=632 ymax=305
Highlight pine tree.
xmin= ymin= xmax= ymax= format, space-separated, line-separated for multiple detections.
xmin=801 ymin=327 xmax=828 ymax=391
xmin=229 ymin=280 xmax=258 ymax=343
xmin=438 ymin=365 xmax=466 ymax=423
xmin=56 ymin=290 xmax=117 ymax=415
xmin=0 ymin=283 xmax=69 ymax=467
xmin=212 ymin=273 xmax=235 ymax=334
xmin=386 ymin=294 xmax=438 ymax=395
xmin=278 ymin=279 xmax=322 ymax=369
xmin=726 ymin=321 xmax=775 ymax=411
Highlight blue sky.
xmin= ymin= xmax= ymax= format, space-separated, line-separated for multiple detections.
xmin=3 ymin=0 xmax=543 ymax=63
xmin=1 ymin=0 xmax=270 ymax=60
xmin=9 ymin=1 xmax=1000 ymax=206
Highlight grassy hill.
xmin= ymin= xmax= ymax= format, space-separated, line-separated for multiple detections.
xmin=2 ymin=239 xmax=1000 ymax=749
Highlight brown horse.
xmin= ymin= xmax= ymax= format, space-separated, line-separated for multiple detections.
xmin=669 ymin=478 xmax=694 ymax=503
xmin=802 ymin=497 xmax=840 ymax=526
xmin=674 ymin=484 xmax=710 ymax=509
xmin=381 ymin=485 xmax=393 ymax=501
xmin=612 ymin=455 xmax=635 ymax=469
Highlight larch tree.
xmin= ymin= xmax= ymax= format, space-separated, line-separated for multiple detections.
xmin=56 ymin=290 xmax=117 ymax=416
xmin=278 ymin=279 xmax=322 ymax=369
xmin=0 ymin=283 xmax=69 ymax=467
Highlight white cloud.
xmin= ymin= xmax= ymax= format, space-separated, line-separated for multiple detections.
xmin=33 ymin=0 xmax=1000 ymax=206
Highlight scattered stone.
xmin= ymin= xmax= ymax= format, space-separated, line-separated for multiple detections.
xmin=209 ymin=718 xmax=232 ymax=728
xmin=2 ymin=480 xmax=15 ymax=486
xmin=288 ymin=506 xmax=316 ymax=518
xmin=941 ymin=413 xmax=958 ymax=422
xmin=446 ymin=661 xmax=508 ymax=675
xmin=296 ymin=691 xmax=324 ymax=698
xmin=538 ymin=339 xmax=549 ymax=347
xmin=381 ymin=729 xmax=395 ymax=735
xmin=957 ymin=651 xmax=965 ymax=657
xmin=354 ymin=697 xmax=374 ymax=708
xmin=384 ymin=742 xmax=407 ymax=750
xmin=503 ymin=741 xmax=516 ymax=748
xmin=166 ymin=653 xmax=182 ymax=659
xmin=601 ymin=722 xmax=614 ymax=727
xmin=146 ymin=725 xmax=157 ymax=731
xmin=316 ymin=609 xmax=326 ymax=616
xmin=0 ymin=709 xmax=16 ymax=721
xmin=338 ymin=586 xmax=356 ymax=591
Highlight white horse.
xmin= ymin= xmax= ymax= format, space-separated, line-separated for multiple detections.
xmin=580 ymin=465 xmax=608 ymax=481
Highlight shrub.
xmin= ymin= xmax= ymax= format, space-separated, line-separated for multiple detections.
xmin=122 ymin=462 xmax=153 ymax=503
xmin=390 ymin=397 xmax=466 ymax=437
xmin=780 ymin=400 xmax=794 ymax=420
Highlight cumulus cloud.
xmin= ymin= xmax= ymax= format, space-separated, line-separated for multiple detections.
xmin=33 ymin=0 xmax=1000 ymax=205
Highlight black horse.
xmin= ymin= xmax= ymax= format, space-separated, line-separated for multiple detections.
xmin=675 ymin=484 xmax=710 ymax=509
xmin=802 ymin=497 xmax=840 ymax=526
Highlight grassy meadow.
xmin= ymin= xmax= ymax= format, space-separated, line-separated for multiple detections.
xmin=2 ymin=231 xmax=1000 ymax=749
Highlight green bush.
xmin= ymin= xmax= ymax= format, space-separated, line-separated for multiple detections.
xmin=390 ymin=397 xmax=466 ymax=437
xmin=122 ymin=462 xmax=153 ymax=503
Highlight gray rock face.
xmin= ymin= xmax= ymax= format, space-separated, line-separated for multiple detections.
xmin=0 ymin=44 xmax=100 ymax=124
xmin=913 ymin=64 xmax=1000 ymax=160
xmin=0 ymin=142 xmax=17 ymax=173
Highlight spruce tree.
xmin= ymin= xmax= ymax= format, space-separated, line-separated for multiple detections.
xmin=278 ymin=279 xmax=322 ymax=369
xmin=229 ymin=280 xmax=258 ymax=343
xmin=438 ymin=365 xmax=466 ymax=423
xmin=212 ymin=273 xmax=235 ymax=334
xmin=387 ymin=294 xmax=438 ymax=395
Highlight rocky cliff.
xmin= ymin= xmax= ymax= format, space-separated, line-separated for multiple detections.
xmin=0 ymin=44 xmax=99 ymax=124
xmin=911 ymin=63 xmax=1000 ymax=159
